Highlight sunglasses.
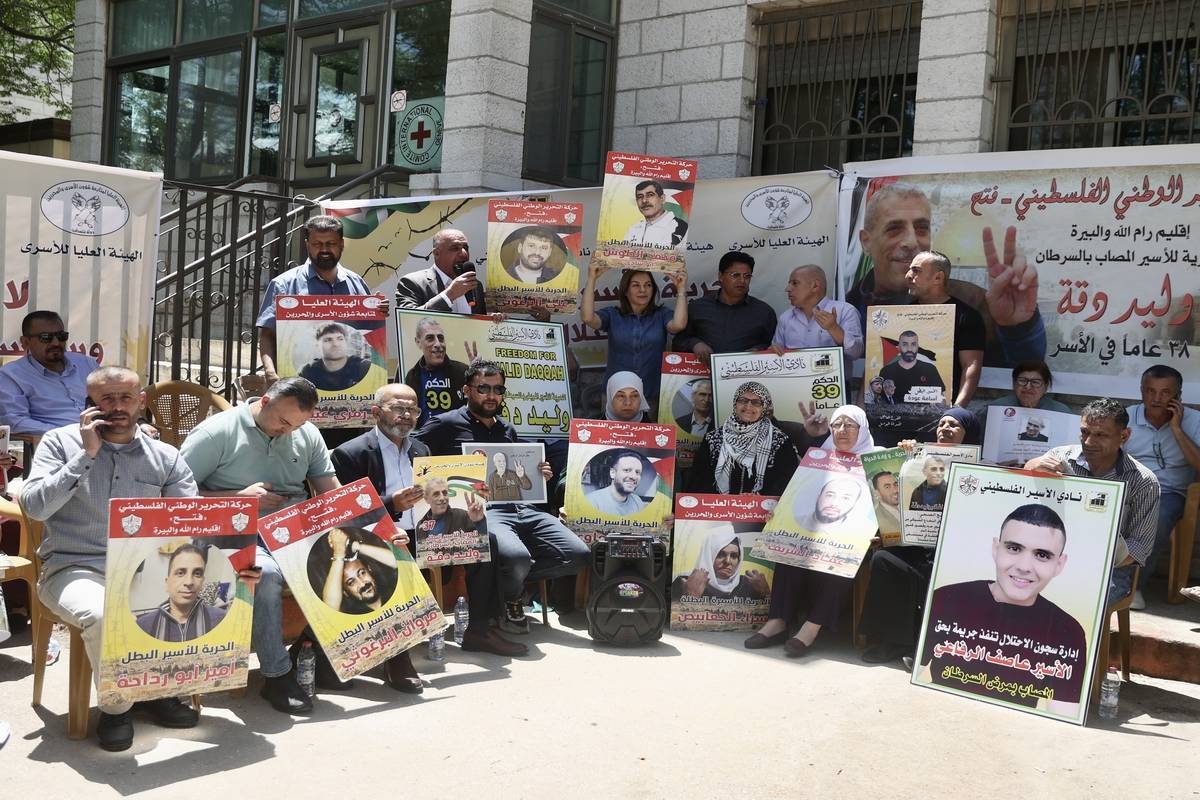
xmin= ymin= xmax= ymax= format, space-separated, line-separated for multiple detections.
xmin=471 ymin=384 xmax=506 ymax=396
xmin=32 ymin=331 xmax=70 ymax=343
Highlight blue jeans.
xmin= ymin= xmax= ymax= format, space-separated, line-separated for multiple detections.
xmin=252 ymin=544 xmax=291 ymax=678
xmin=1138 ymin=490 xmax=1186 ymax=590
xmin=1108 ymin=564 xmax=1137 ymax=606
xmin=486 ymin=504 xmax=590 ymax=602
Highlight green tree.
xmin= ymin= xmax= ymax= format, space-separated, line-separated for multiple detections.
xmin=0 ymin=0 xmax=74 ymax=124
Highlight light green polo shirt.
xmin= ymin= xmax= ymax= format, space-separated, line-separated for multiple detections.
xmin=180 ymin=403 xmax=335 ymax=516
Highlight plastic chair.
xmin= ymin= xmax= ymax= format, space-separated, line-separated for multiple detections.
xmin=1168 ymin=483 xmax=1199 ymax=603
xmin=1091 ymin=566 xmax=1140 ymax=707
xmin=0 ymin=494 xmax=41 ymax=668
xmin=144 ymin=380 xmax=232 ymax=447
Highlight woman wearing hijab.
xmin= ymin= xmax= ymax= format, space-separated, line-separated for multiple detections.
xmin=745 ymin=405 xmax=878 ymax=657
xmin=685 ymin=381 xmax=801 ymax=497
xmin=859 ymin=406 xmax=980 ymax=665
xmin=600 ymin=371 xmax=650 ymax=422
xmin=671 ymin=528 xmax=769 ymax=600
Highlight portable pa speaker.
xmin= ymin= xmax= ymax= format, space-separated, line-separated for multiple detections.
xmin=586 ymin=534 xmax=668 ymax=646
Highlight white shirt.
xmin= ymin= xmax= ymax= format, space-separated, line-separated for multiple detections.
xmin=374 ymin=426 xmax=415 ymax=530
xmin=513 ymin=262 xmax=543 ymax=284
xmin=623 ymin=211 xmax=682 ymax=248
xmin=433 ymin=269 xmax=473 ymax=314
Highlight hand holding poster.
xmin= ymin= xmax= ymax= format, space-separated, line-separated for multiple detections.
xmin=485 ymin=200 xmax=582 ymax=314
xmin=259 ymin=480 xmax=442 ymax=682
xmin=276 ymin=295 xmax=389 ymax=428
xmin=0 ymin=424 xmax=8 ymax=494
xmin=658 ymin=353 xmax=712 ymax=469
xmin=899 ymin=443 xmax=980 ymax=547
xmin=564 ymin=419 xmax=676 ymax=546
xmin=411 ymin=454 xmax=491 ymax=566
xmin=860 ymin=447 xmax=907 ymax=546
xmin=913 ymin=463 xmax=1123 ymax=725
xmin=863 ymin=304 xmax=955 ymax=443
xmin=592 ymin=151 xmax=696 ymax=275
xmin=459 ymin=442 xmax=548 ymax=504
xmin=709 ymin=347 xmax=844 ymax=441
xmin=396 ymin=309 xmax=572 ymax=438
xmin=670 ymin=493 xmax=777 ymax=631
xmin=752 ymin=448 xmax=877 ymax=578
xmin=99 ymin=497 xmax=257 ymax=706
xmin=983 ymin=406 xmax=1081 ymax=467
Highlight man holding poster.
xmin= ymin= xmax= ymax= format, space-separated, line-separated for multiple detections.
xmin=905 ymin=251 xmax=985 ymax=406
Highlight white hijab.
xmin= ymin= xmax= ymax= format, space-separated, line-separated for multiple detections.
xmin=820 ymin=404 xmax=877 ymax=455
xmin=696 ymin=526 xmax=742 ymax=594
xmin=604 ymin=371 xmax=650 ymax=422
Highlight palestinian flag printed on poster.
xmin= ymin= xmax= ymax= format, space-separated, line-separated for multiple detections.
xmin=324 ymin=201 xmax=430 ymax=241
xmin=485 ymin=200 xmax=584 ymax=315
xmin=275 ymin=295 xmax=389 ymax=428
xmin=657 ymin=353 xmax=711 ymax=470
xmin=410 ymin=454 xmax=491 ymax=567
xmin=592 ymin=151 xmax=696 ymax=274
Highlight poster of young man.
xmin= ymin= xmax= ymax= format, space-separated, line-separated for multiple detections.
xmin=863 ymin=304 xmax=955 ymax=444
xmin=913 ymin=463 xmax=1124 ymax=725
xmin=395 ymin=309 xmax=573 ymax=438
xmin=658 ymin=353 xmax=712 ymax=470
xmin=564 ymin=418 xmax=676 ymax=546
xmin=259 ymin=480 xmax=442 ymax=682
xmin=275 ymin=295 xmax=389 ymax=428
xmin=709 ymin=347 xmax=845 ymax=432
xmin=592 ymin=152 xmax=696 ymax=275
xmin=410 ymin=454 xmax=491 ymax=565
xmin=899 ymin=443 xmax=981 ymax=547
xmin=460 ymin=443 xmax=548 ymax=505
xmin=485 ymin=199 xmax=582 ymax=315
xmin=752 ymin=448 xmax=878 ymax=578
xmin=669 ymin=493 xmax=777 ymax=631
xmin=98 ymin=497 xmax=257 ymax=706
xmin=983 ymin=406 xmax=1082 ymax=467
xmin=860 ymin=447 xmax=907 ymax=546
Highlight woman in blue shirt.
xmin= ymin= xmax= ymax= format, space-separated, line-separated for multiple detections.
xmin=580 ymin=263 xmax=688 ymax=401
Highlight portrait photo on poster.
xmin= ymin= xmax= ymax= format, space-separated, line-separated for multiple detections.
xmin=461 ymin=442 xmax=548 ymax=504
xmin=291 ymin=320 xmax=379 ymax=392
xmin=581 ymin=448 xmax=663 ymax=518
xmin=306 ymin=527 xmax=400 ymax=616
xmin=670 ymin=521 xmax=771 ymax=603
xmin=671 ymin=377 xmax=714 ymax=434
xmin=790 ymin=472 xmax=872 ymax=532
xmin=130 ymin=541 xmax=237 ymax=643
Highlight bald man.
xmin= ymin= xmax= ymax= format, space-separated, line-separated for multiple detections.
xmin=771 ymin=264 xmax=863 ymax=361
xmin=395 ymin=228 xmax=489 ymax=315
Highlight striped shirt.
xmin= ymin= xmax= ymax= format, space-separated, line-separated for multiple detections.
xmin=1043 ymin=444 xmax=1160 ymax=566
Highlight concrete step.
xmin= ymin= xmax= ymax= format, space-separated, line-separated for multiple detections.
xmin=1109 ymin=578 xmax=1200 ymax=684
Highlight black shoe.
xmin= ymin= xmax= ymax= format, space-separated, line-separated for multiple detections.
xmin=261 ymin=672 xmax=313 ymax=714
xmin=383 ymin=651 xmax=424 ymax=694
xmin=861 ymin=643 xmax=910 ymax=665
xmin=743 ymin=630 xmax=788 ymax=650
xmin=97 ymin=711 xmax=134 ymax=752
xmin=134 ymin=697 xmax=199 ymax=728
xmin=783 ymin=637 xmax=814 ymax=659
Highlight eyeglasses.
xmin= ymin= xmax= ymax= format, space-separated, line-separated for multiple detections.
xmin=471 ymin=384 xmax=507 ymax=396
xmin=735 ymin=397 xmax=764 ymax=408
xmin=831 ymin=420 xmax=860 ymax=430
xmin=1015 ymin=378 xmax=1045 ymax=388
xmin=31 ymin=331 xmax=69 ymax=343
xmin=380 ymin=403 xmax=418 ymax=417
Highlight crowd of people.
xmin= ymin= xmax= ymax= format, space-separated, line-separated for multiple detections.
xmin=1 ymin=211 xmax=1197 ymax=752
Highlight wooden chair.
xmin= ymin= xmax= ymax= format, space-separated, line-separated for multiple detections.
xmin=144 ymin=380 xmax=232 ymax=447
xmin=1168 ymin=483 xmax=1199 ymax=603
xmin=851 ymin=537 xmax=882 ymax=648
xmin=1091 ymin=566 xmax=1140 ymax=706
xmin=11 ymin=433 xmax=42 ymax=478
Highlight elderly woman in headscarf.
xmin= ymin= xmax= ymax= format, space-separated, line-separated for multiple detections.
xmin=745 ymin=405 xmax=879 ymax=657
xmin=859 ymin=405 xmax=980 ymax=665
xmin=685 ymin=381 xmax=801 ymax=497
xmin=671 ymin=527 xmax=770 ymax=601
xmin=599 ymin=371 xmax=651 ymax=422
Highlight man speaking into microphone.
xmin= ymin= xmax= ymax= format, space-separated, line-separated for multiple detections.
xmin=395 ymin=229 xmax=488 ymax=315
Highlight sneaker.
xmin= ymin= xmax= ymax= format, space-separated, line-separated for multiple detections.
xmin=498 ymin=600 xmax=529 ymax=635
xmin=1181 ymin=586 xmax=1200 ymax=604
xmin=1130 ymin=590 xmax=1146 ymax=611
xmin=97 ymin=710 xmax=134 ymax=752
xmin=45 ymin=636 xmax=61 ymax=666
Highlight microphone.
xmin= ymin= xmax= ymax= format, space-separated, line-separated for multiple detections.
xmin=456 ymin=260 xmax=477 ymax=310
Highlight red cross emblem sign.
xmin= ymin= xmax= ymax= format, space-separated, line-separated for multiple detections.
xmin=396 ymin=97 xmax=444 ymax=170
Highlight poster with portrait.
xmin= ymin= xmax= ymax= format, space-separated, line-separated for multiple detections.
xmin=860 ymin=447 xmax=908 ymax=547
xmin=709 ymin=347 xmax=845 ymax=434
xmin=670 ymin=493 xmax=777 ymax=631
xmin=485 ymin=199 xmax=582 ymax=315
xmin=899 ymin=444 xmax=981 ymax=547
xmin=275 ymin=295 xmax=389 ymax=428
xmin=564 ymin=418 xmax=676 ymax=547
xmin=259 ymin=480 xmax=442 ymax=682
xmin=984 ymin=406 xmax=1081 ymax=467
xmin=410 ymin=454 xmax=491 ymax=566
xmin=751 ymin=448 xmax=877 ymax=578
xmin=913 ymin=463 xmax=1123 ymax=725
xmin=0 ymin=424 xmax=8 ymax=494
xmin=862 ymin=304 xmax=955 ymax=445
xmin=459 ymin=442 xmax=547 ymax=505
xmin=658 ymin=353 xmax=712 ymax=470
xmin=591 ymin=151 xmax=696 ymax=275
xmin=98 ymin=498 xmax=257 ymax=706
xmin=395 ymin=309 xmax=572 ymax=438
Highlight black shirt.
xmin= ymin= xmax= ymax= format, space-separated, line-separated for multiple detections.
xmin=412 ymin=405 xmax=520 ymax=457
xmin=946 ymin=296 xmax=986 ymax=396
xmin=674 ymin=294 xmax=777 ymax=355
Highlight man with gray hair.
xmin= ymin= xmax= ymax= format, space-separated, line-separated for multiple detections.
xmin=770 ymin=264 xmax=863 ymax=372
xmin=403 ymin=317 xmax=470 ymax=426
xmin=395 ymin=228 xmax=489 ymax=315
xmin=1018 ymin=415 xmax=1049 ymax=442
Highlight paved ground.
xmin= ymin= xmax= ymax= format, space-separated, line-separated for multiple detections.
xmin=1 ymin=613 xmax=1196 ymax=799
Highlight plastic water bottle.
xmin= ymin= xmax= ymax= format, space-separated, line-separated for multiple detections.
xmin=453 ymin=596 xmax=469 ymax=644
xmin=1098 ymin=666 xmax=1121 ymax=719
xmin=428 ymin=631 xmax=446 ymax=662
xmin=296 ymin=641 xmax=316 ymax=697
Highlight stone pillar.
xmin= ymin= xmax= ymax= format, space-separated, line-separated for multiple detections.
xmin=409 ymin=0 xmax=532 ymax=193
xmin=71 ymin=0 xmax=106 ymax=164
xmin=612 ymin=0 xmax=756 ymax=178
xmin=912 ymin=0 xmax=998 ymax=155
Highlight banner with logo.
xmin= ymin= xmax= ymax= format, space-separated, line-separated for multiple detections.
xmin=670 ymin=493 xmax=777 ymax=631
xmin=0 ymin=152 xmax=161 ymax=373
xmin=899 ymin=443 xmax=980 ymax=547
xmin=709 ymin=347 xmax=845 ymax=437
xmin=98 ymin=498 xmax=257 ymax=706
xmin=591 ymin=151 xmax=696 ymax=274
xmin=393 ymin=96 xmax=444 ymax=172
xmin=840 ymin=145 xmax=1200 ymax=398
xmin=914 ymin=463 xmax=1123 ymax=725
xmin=485 ymin=200 xmax=582 ymax=314
xmin=752 ymin=448 xmax=877 ymax=578
xmin=859 ymin=447 xmax=907 ymax=547
xmin=862 ymin=304 xmax=955 ymax=444
xmin=259 ymin=480 xmax=442 ymax=682
xmin=410 ymin=454 xmax=490 ymax=566
xmin=983 ymin=406 xmax=1081 ymax=467
xmin=563 ymin=418 xmax=676 ymax=547
xmin=275 ymin=295 xmax=389 ymax=427
xmin=658 ymin=353 xmax=711 ymax=470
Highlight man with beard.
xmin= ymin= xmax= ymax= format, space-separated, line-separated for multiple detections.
xmin=879 ymin=330 xmax=946 ymax=404
xmin=503 ymin=227 xmax=562 ymax=284
xmin=908 ymin=456 xmax=949 ymax=511
xmin=870 ymin=470 xmax=902 ymax=534
xmin=798 ymin=477 xmax=863 ymax=532
xmin=310 ymin=528 xmax=399 ymax=615
xmin=299 ymin=323 xmax=378 ymax=391
xmin=416 ymin=478 xmax=488 ymax=558
xmin=623 ymin=180 xmax=688 ymax=248
xmin=403 ymin=318 xmax=470 ymax=426
xmin=396 ymin=228 xmax=489 ymax=315
xmin=905 ymin=251 xmax=985 ymax=406
xmin=675 ymin=379 xmax=713 ymax=438
xmin=137 ymin=544 xmax=227 ymax=642
xmin=0 ymin=310 xmax=98 ymax=435
xmin=585 ymin=450 xmax=648 ymax=516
